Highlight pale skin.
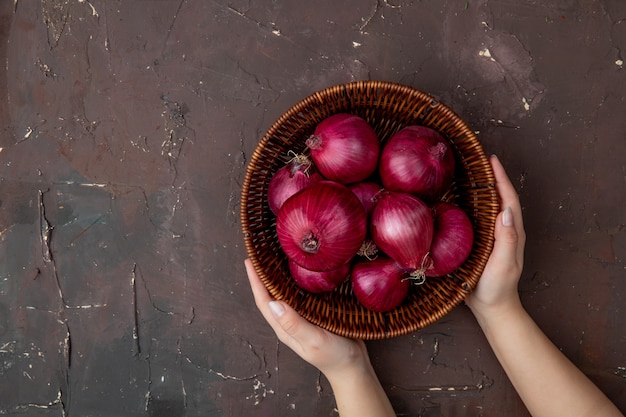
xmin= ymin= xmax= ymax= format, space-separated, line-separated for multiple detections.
xmin=245 ymin=155 xmax=623 ymax=417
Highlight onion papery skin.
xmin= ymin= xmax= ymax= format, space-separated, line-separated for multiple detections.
xmin=276 ymin=181 xmax=367 ymax=272
xmin=349 ymin=181 xmax=384 ymax=218
xmin=288 ymin=259 xmax=350 ymax=293
xmin=267 ymin=155 xmax=323 ymax=215
xmin=379 ymin=125 xmax=455 ymax=201
xmin=426 ymin=202 xmax=474 ymax=277
xmin=351 ymin=257 xmax=409 ymax=312
xmin=306 ymin=113 xmax=380 ymax=185
xmin=370 ymin=191 xmax=434 ymax=274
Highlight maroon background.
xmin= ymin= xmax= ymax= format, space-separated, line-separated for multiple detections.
xmin=0 ymin=1 xmax=624 ymax=416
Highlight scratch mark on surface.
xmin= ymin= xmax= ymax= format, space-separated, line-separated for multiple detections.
xmin=0 ymin=341 xmax=16 ymax=353
xmin=225 ymin=131 xmax=247 ymax=225
xmin=59 ymin=319 xmax=71 ymax=370
xmin=77 ymin=0 xmax=98 ymax=18
xmin=79 ymin=182 xmax=108 ymax=188
xmin=245 ymin=378 xmax=275 ymax=405
xmin=37 ymin=189 xmax=108 ymax=311
xmin=357 ymin=0 xmax=403 ymax=34
xmin=269 ymin=22 xmax=282 ymax=37
xmin=39 ymin=189 xmax=70 ymax=308
xmin=38 ymin=189 xmax=54 ymax=264
xmin=41 ymin=0 xmax=71 ymax=48
xmin=36 ymin=57 xmax=57 ymax=78
xmin=133 ymin=262 xmax=177 ymax=317
xmin=181 ymin=355 xmax=260 ymax=381
xmin=429 ymin=337 xmax=440 ymax=362
xmin=174 ymin=340 xmax=189 ymax=409
xmin=181 ymin=339 xmax=264 ymax=382
xmin=66 ymin=303 xmax=107 ymax=309
xmin=477 ymin=37 xmax=543 ymax=113
xmin=131 ymin=263 xmax=141 ymax=356
xmin=226 ymin=5 xmax=261 ymax=29
xmin=0 ymin=390 xmax=65 ymax=415
xmin=160 ymin=0 xmax=186 ymax=56
xmin=20 ymin=126 xmax=34 ymax=142
xmin=316 ymin=372 xmax=324 ymax=397
xmin=478 ymin=48 xmax=496 ymax=62
xmin=67 ymin=215 xmax=105 ymax=247
xmin=358 ymin=1 xmax=380 ymax=34
xmin=391 ymin=372 xmax=494 ymax=393
xmin=222 ymin=3 xmax=320 ymax=58
xmin=0 ymin=225 xmax=14 ymax=240
xmin=160 ymin=96 xmax=187 ymax=161
xmin=144 ymin=355 xmax=153 ymax=412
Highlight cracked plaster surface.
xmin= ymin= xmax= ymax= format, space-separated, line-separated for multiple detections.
xmin=0 ymin=0 xmax=624 ymax=416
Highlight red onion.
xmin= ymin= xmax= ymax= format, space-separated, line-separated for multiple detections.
xmin=379 ymin=126 xmax=455 ymax=201
xmin=267 ymin=154 xmax=323 ymax=215
xmin=276 ymin=181 xmax=367 ymax=271
xmin=306 ymin=113 xmax=380 ymax=185
xmin=288 ymin=258 xmax=350 ymax=293
xmin=426 ymin=202 xmax=474 ymax=277
xmin=349 ymin=181 xmax=384 ymax=217
xmin=370 ymin=191 xmax=434 ymax=278
xmin=351 ymin=257 xmax=409 ymax=312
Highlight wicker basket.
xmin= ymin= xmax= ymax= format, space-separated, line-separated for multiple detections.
xmin=240 ymin=81 xmax=498 ymax=340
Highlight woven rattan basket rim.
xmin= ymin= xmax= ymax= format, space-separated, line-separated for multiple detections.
xmin=241 ymin=80 xmax=497 ymax=339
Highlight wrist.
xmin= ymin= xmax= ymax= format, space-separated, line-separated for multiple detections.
xmin=323 ymin=354 xmax=376 ymax=387
xmin=468 ymin=295 xmax=525 ymax=331
xmin=323 ymin=352 xmax=397 ymax=417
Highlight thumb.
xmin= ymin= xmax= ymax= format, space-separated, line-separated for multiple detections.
xmin=499 ymin=207 xmax=518 ymax=241
xmin=268 ymin=301 xmax=316 ymax=347
xmin=489 ymin=207 xmax=520 ymax=265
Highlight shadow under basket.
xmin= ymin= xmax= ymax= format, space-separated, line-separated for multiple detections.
xmin=240 ymin=80 xmax=498 ymax=340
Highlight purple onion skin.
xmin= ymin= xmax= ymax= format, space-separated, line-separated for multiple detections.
xmin=370 ymin=191 xmax=434 ymax=273
xmin=289 ymin=259 xmax=350 ymax=293
xmin=349 ymin=181 xmax=384 ymax=217
xmin=306 ymin=113 xmax=380 ymax=185
xmin=267 ymin=158 xmax=323 ymax=215
xmin=351 ymin=257 xmax=409 ymax=312
xmin=379 ymin=126 xmax=455 ymax=202
xmin=426 ymin=202 xmax=474 ymax=277
xmin=276 ymin=181 xmax=367 ymax=272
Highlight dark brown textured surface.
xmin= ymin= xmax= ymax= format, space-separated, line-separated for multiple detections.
xmin=0 ymin=1 xmax=624 ymax=416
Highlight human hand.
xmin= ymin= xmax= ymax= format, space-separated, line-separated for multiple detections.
xmin=244 ymin=259 xmax=370 ymax=379
xmin=465 ymin=155 xmax=526 ymax=315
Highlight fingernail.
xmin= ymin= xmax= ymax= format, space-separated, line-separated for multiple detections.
xmin=502 ymin=207 xmax=514 ymax=227
xmin=268 ymin=301 xmax=285 ymax=318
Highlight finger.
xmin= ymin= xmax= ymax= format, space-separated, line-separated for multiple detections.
xmin=488 ymin=156 xmax=525 ymax=262
xmin=490 ymin=156 xmax=519 ymax=207
xmin=490 ymin=155 xmax=525 ymax=236
xmin=245 ymin=258 xmax=273 ymax=307
xmin=268 ymin=300 xmax=322 ymax=349
xmin=245 ymin=259 xmax=289 ymax=337
xmin=244 ymin=259 xmax=318 ymax=351
xmin=488 ymin=208 xmax=520 ymax=265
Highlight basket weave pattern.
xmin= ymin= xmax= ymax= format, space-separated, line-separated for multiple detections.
xmin=241 ymin=81 xmax=498 ymax=340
